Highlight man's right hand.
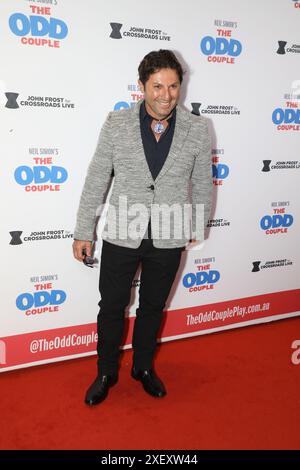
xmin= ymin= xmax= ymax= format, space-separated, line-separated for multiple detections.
xmin=72 ymin=239 xmax=92 ymax=262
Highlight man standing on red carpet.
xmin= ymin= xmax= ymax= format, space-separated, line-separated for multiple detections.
xmin=73 ymin=49 xmax=212 ymax=405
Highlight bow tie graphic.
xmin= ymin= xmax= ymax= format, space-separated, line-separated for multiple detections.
xmin=277 ymin=41 xmax=287 ymax=55
xmin=5 ymin=92 xmax=19 ymax=109
xmin=262 ymin=160 xmax=271 ymax=172
xmin=191 ymin=103 xmax=201 ymax=116
xmin=9 ymin=231 xmax=23 ymax=245
xmin=110 ymin=23 xmax=123 ymax=39
xmin=252 ymin=261 xmax=261 ymax=272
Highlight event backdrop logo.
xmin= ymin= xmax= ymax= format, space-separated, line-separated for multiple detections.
xmin=212 ymin=148 xmax=229 ymax=186
xmin=260 ymin=201 xmax=294 ymax=235
xmin=182 ymin=256 xmax=220 ymax=293
xmin=8 ymin=4 xmax=68 ymax=48
xmin=276 ymin=40 xmax=300 ymax=55
xmin=191 ymin=102 xmax=240 ymax=116
xmin=191 ymin=103 xmax=201 ymax=116
xmin=110 ymin=23 xmax=122 ymax=39
xmin=261 ymin=159 xmax=300 ymax=171
xmin=9 ymin=231 xmax=23 ymax=245
xmin=252 ymin=259 xmax=292 ymax=272
xmin=9 ymin=229 xmax=73 ymax=245
xmin=4 ymin=91 xmax=75 ymax=110
xmin=5 ymin=92 xmax=19 ymax=109
xmin=277 ymin=41 xmax=287 ymax=54
xmin=14 ymin=147 xmax=68 ymax=192
xmin=113 ymin=83 xmax=144 ymax=111
xmin=207 ymin=218 xmax=231 ymax=229
xmin=272 ymin=93 xmax=300 ymax=131
xmin=262 ymin=160 xmax=272 ymax=172
xmin=109 ymin=22 xmax=171 ymax=41
xmin=16 ymin=274 xmax=66 ymax=317
xmin=252 ymin=261 xmax=261 ymax=272
xmin=200 ymin=19 xmax=242 ymax=64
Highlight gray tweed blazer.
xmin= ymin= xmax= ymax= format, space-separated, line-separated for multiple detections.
xmin=74 ymin=100 xmax=212 ymax=248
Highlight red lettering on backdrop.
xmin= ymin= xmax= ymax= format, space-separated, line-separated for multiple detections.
xmin=29 ymin=6 xmax=51 ymax=15
xmin=32 ymin=158 xmax=53 ymax=165
xmin=216 ymin=29 xmax=232 ymax=37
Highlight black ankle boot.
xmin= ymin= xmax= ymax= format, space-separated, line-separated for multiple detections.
xmin=85 ymin=374 xmax=118 ymax=406
xmin=131 ymin=367 xmax=166 ymax=398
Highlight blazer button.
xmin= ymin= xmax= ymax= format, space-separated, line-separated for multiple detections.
xmin=148 ymin=185 xmax=155 ymax=190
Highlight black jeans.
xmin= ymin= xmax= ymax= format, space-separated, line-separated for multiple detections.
xmin=97 ymin=238 xmax=183 ymax=375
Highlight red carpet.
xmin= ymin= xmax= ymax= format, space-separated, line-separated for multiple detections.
xmin=1 ymin=316 xmax=300 ymax=450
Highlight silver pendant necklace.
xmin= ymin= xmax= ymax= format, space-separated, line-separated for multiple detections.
xmin=152 ymin=110 xmax=173 ymax=134
xmin=153 ymin=121 xmax=165 ymax=134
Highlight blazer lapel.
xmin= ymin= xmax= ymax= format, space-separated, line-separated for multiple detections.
xmin=155 ymin=104 xmax=191 ymax=183
xmin=129 ymin=101 xmax=192 ymax=183
xmin=130 ymin=101 xmax=154 ymax=182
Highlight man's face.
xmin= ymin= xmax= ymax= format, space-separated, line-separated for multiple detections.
xmin=138 ymin=68 xmax=181 ymax=120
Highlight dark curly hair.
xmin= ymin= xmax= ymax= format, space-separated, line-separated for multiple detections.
xmin=138 ymin=49 xmax=184 ymax=86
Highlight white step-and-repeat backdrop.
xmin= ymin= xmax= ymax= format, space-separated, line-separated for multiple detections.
xmin=1 ymin=0 xmax=300 ymax=371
